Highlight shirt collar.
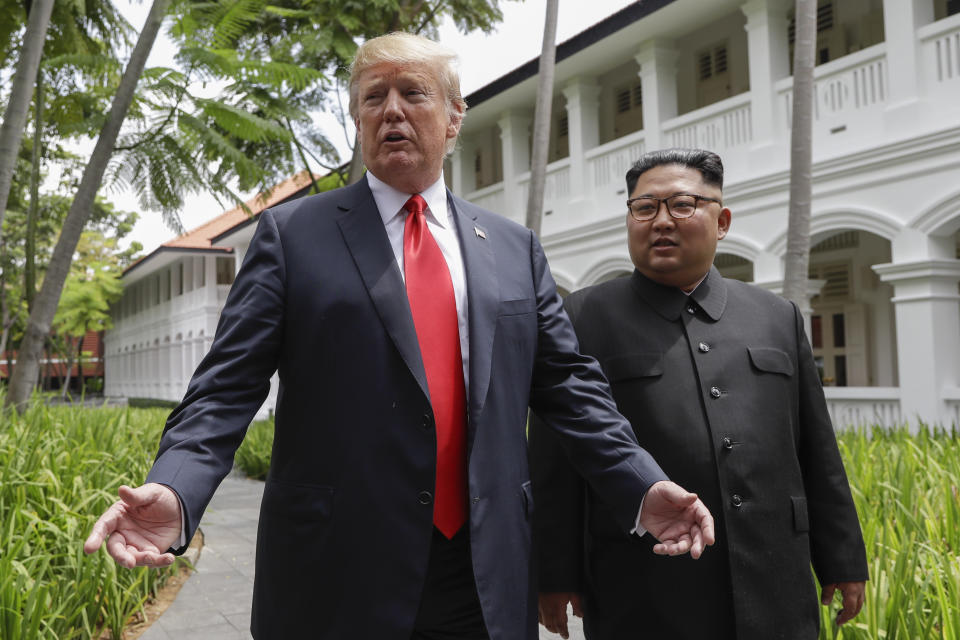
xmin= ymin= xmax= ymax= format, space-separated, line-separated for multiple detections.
xmin=630 ymin=266 xmax=727 ymax=321
xmin=367 ymin=171 xmax=449 ymax=227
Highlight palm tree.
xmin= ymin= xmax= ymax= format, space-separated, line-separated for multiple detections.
xmin=0 ymin=0 xmax=54 ymax=244
xmin=525 ymin=0 xmax=559 ymax=237
xmin=6 ymin=0 xmax=172 ymax=411
xmin=782 ymin=0 xmax=816 ymax=319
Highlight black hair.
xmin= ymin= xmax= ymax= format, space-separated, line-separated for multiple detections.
xmin=625 ymin=148 xmax=724 ymax=195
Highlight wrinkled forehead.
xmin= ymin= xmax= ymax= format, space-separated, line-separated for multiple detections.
xmin=355 ymin=62 xmax=439 ymax=89
xmin=631 ymin=164 xmax=717 ymax=197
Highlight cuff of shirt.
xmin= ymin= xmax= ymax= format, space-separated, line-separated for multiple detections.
xmin=176 ymin=493 xmax=186 ymax=549
xmin=630 ymin=494 xmax=648 ymax=538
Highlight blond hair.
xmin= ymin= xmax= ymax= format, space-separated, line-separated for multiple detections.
xmin=349 ymin=32 xmax=467 ymax=154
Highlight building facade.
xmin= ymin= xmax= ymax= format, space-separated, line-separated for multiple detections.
xmin=106 ymin=0 xmax=960 ymax=427
xmin=445 ymin=0 xmax=960 ymax=428
xmin=103 ymin=172 xmax=317 ymax=416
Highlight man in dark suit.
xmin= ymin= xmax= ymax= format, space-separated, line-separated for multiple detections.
xmin=531 ymin=148 xmax=868 ymax=639
xmin=84 ymin=35 xmax=715 ymax=640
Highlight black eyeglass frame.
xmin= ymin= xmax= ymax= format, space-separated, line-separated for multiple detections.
xmin=626 ymin=193 xmax=723 ymax=221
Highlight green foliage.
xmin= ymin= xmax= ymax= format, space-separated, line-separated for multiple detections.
xmin=126 ymin=397 xmax=180 ymax=409
xmin=235 ymin=417 xmax=274 ymax=480
xmin=0 ymin=400 xmax=182 ymax=639
xmin=819 ymin=427 xmax=960 ymax=639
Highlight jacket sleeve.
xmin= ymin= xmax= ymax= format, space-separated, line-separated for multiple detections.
xmin=526 ymin=230 xmax=666 ymax=534
xmin=792 ymin=302 xmax=869 ymax=584
xmin=146 ymin=210 xmax=287 ymax=548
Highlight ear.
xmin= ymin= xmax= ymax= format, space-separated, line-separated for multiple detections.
xmin=716 ymin=206 xmax=731 ymax=240
xmin=447 ymin=104 xmax=465 ymax=140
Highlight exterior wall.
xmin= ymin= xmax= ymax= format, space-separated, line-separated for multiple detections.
xmin=454 ymin=0 xmax=960 ymax=427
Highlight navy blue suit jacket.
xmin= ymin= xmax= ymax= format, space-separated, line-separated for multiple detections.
xmin=146 ymin=176 xmax=666 ymax=640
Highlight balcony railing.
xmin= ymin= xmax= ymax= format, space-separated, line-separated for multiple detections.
xmin=776 ymin=43 xmax=888 ymax=127
xmin=585 ymin=129 xmax=646 ymax=196
xmin=824 ymin=387 xmax=902 ymax=429
xmin=517 ymin=158 xmax=572 ymax=209
xmin=468 ymin=182 xmax=505 ymax=216
xmin=662 ymin=92 xmax=753 ymax=153
xmin=919 ymin=12 xmax=960 ymax=90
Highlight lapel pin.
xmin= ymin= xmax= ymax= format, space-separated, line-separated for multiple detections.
xmin=474 ymin=227 xmax=486 ymax=239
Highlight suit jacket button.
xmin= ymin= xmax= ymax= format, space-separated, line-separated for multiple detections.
xmin=722 ymin=437 xmax=733 ymax=450
xmin=418 ymin=491 xmax=433 ymax=505
xmin=710 ymin=386 xmax=722 ymax=398
xmin=422 ymin=414 xmax=432 ymax=430
xmin=731 ymin=494 xmax=743 ymax=508
xmin=699 ymin=342 xmax=710 ymax=353
xmin=687 ymin=306 xmax=696 ymax=315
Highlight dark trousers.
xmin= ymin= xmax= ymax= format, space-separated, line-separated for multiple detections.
xmin=411 ymin=527 xmax=489 ymax=640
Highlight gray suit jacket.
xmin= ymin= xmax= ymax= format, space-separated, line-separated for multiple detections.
xmin=146 ymin=177 xmax=667 ymax=640
xmin=530 ymin=268 xmax=868 ymax=639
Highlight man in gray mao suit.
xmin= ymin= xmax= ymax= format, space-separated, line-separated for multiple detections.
xmin=531 ymin=148 xmax=868 ymax=639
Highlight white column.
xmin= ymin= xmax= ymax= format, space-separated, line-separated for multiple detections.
xmin=204 ymin=256 xmax=218 ymax=306
xmin=741 ymin=0 xmax=790 ymax=148
xmin=882 ymin=0 xmax=934 ymax=124
xmin=634 ymin=41 xmax=678 ymax=151
xmin=562 ymin=77 xmax=601 ymax=202
xmin=873 ymin=259 xmax=960 ymax=428
xmin=498 ymin=111 xmax=532 ymax=216
xmin=450 ymin=139 xmax=476 ymax=196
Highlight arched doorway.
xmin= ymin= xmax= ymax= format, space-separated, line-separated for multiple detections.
xmin=807 ymin=229 xmax=895 ymax=387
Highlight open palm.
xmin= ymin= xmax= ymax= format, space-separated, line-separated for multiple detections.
xmin=639 ymin=480 xmax=715 ymax=558
xmin=84 ymin=483 xmax=182 ymax=568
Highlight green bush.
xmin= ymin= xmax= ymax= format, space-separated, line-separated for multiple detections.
xmin=820 ymin=427 xmax=960 ymax=639
xmin=0 ymin=400 xmax=183 ymax=639
xmin=235 ymin=418 xmax=274 ymax=480
xmin=126 ymin=397 xmax=179 ymax=409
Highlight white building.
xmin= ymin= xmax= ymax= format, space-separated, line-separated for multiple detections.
xmin=103 ymin=171 xmax=317 ymax=416
xmin=107 ymin=0 xmax=960 ymax=427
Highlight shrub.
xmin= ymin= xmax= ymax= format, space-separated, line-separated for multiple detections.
xmin=0 ymin=400 xmax=183 ymax=639
xmin=235 ymin=418 xmax=274 ymax=480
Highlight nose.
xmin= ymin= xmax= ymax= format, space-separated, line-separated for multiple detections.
xmin=383 ymin=88 xmax=404 ymax=121
xmin=650 ymin=199 xmax=675 ymax=231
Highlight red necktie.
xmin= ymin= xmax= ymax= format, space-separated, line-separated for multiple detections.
xmin=403 ymin=194 xmax=468 ymax=539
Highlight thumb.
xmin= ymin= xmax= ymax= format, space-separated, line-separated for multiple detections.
xmin=118 ymin=484 xmax=161 ymax=508
xmin=658 ymin=481 xmax=698 ymax=505
xmin=570 ymin=593 xmax=584 ymax=618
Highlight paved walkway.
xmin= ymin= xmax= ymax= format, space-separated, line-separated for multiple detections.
xmin=139 ymin=470 xmax=583 ymax=640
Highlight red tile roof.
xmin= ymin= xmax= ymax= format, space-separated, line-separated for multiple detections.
xmin=164 ymin=170 xmax=319 ymax=249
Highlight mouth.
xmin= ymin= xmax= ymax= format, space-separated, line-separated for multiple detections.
xmin=383 ymin=131 xmax=408 ymax=143
xmin=652 ymin=237 xmax=677 ymax=248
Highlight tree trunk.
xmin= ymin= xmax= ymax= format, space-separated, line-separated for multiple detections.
xmin=25 ymin=70 xmax=44 ymax=311
xmin=60 ymin=337 xmax=76 ymax=400
xmin=6 ymin=0 xmax=172 ymax=412
xmin=782 ymin=0 xmax=816 ymax=321
xmin=0 ymin=0 xmax=54 ymax=245
xmin=524 ymin=0 xmax=559 ymax=237
xmin=346 ymin=131 xmax=364 ymax=184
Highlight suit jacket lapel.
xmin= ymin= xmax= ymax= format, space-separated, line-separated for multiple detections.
xmin=336 ymin=178 xmax=430 ymax=401
xmin=448 ymin=192 xmax=498 ymax=421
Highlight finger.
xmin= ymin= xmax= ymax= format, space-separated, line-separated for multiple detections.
xmin=689 ymin=523 xmax=704 ymax=559
xmin=105 ymin=532 xmax=137 ymax=569
xmin=84 ymin=503 xmax=124 ymax=554
xmin=571 ymin=594 xmax=584 ymax=618
xmin=821 ymin=583 xmax=836 ymax=606
xmin=696 ymin=502 xmax=716 ymax=545
xmin=836 ymin=587 xmax=862 ymax=625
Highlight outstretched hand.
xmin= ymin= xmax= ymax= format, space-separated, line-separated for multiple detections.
xmin=639 ymin=480 xmax=715 ymax=559
xmin=83 ymin=483 xmax=182 ymax=569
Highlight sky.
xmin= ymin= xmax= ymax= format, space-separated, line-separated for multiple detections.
xmin=106 ymin=0 xmax=638 ymax=254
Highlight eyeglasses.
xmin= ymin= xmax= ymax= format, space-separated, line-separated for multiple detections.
xmin=626 ymin=194 xmax=722 ymax=221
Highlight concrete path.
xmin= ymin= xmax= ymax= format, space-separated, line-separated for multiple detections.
xmin=138 ymin=470 xmax=583 ymax=639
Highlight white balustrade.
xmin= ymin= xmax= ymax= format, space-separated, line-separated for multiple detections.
xmin=517 ymin=159 xmax=572 ymax=206
xmin=919 ymin=13 xmax=960 ymax=87
xmin=662 ymin=94 xmax=753 ymax=153
xmin=466 ymin=183 xmax=506 ymax=217
xmin=776 ymin=44 xmax=887 ymax=126
xmin=585 ymin=130 xmax=646 ymax=195
xmin=824 ymin=387 xmax=902 ymax=429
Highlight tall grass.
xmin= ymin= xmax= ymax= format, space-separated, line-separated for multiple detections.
xmin=234 ymin=418 xmax=274 ymax=480
xmin=821 ymin=427 xmax=960 ymax=639
xmin=0 ymin=400 xmax=183 ymax=639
